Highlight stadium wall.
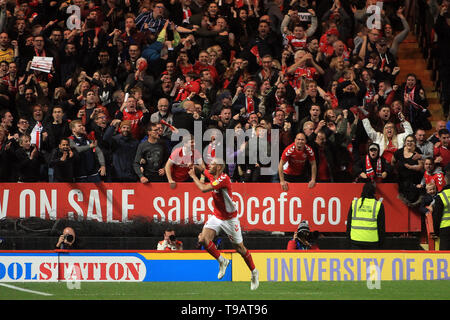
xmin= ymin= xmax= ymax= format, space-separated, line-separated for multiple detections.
xmin=0 ymin=235 xmax=423 ymax=250
xmin=0 ymin=182 xmax=420 ymax=233
xmin=0 ymin=250 xmax=448 ymax=282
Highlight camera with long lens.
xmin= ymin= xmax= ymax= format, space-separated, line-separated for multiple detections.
xmin=169 ymin=235 xmax=176 ymax=242
xmin=64 ymin=234 xmax=74 ymax=242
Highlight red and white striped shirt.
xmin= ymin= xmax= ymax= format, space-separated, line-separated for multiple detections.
xmin=285 ymin=35 xmax=307 ymax=51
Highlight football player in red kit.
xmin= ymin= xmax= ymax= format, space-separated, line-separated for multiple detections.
xmin=279 ymin=132 xmax=317 ymax=191
xmin=188 ymin=158 xmax=259 ymax=290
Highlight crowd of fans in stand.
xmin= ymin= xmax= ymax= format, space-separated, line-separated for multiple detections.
xmin=0 ymin=0 xmax=449 ymax=208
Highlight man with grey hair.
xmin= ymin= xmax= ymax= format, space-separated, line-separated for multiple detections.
xmin=415 ymin=128 xmax=434 ymax=160
xmin=151 ymin=98 xmax=174 ymax=139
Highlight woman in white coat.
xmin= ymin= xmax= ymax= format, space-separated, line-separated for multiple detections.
xmin=361 ymin=111 xmax=413 ymax=165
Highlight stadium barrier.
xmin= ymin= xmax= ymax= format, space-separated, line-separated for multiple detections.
xmin=0 ymin=182 xmax=420 ymax=233
xmin=0 ymin=250 xmax=448 ymax=282
xmin=425 ymin=211 xmax=437 ymax=251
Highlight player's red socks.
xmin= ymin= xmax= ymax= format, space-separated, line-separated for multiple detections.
xmin=206 ymin=241 xmax=221 ymax=259
xmin=243 ymin=250 xmax=255 ymax=271
xmin=206 ymin=242 xmax=255 ymax=270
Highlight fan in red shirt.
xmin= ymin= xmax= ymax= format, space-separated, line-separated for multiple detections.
xmin=420 ymin=158 xmax=445 ymax=192
xmin=319 ymin=27 xmax=340 ymax=58
xmin=165 ymin=135 xmax=204 ymax=188
xmin=193 ymin=50 xmax=219 ymax=83
xmin=285 ymin=49 xmax=318 ymax=89
xmin=279 ymin=132 xmax=317 ymax=191
xmin=176 ymin=50 xmax=194 ymax=75
xmin=284 ymin=25 xmax=308 ymax=52
xmin=434 ymin=128 xmax=450 ymax=171
xmin=114 ymin=95 xmax=149 ymax=140
xmin=174 ymin=73 xmax=201 ymax=102
xmin=188 ymin=158 xmax=259 ymax=290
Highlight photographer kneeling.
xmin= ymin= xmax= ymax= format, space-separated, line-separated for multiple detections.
xmin=157 ymin=228 xmax=183 ymax=250
xmin=56 ymin=227 xmax=80 ymax=249
xmin=287 ymin=220 xmax=319 ymax=250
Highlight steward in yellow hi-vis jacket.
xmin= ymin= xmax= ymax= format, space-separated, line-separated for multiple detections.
xmin=431 ymin=171 xmax=450 ymax=250
xmin=346 ymin=182 xmax=385 ymax=249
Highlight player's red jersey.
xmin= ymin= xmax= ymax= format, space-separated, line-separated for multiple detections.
xmin=424 ymin=170 xmax=445 ymax=192
xmin=169 ymin=146 xmax=202 ymax=182
xmin=203 ymin=169 xmax=237 ymax=220
xmin=281 ymin=142 xmax=315 ymax=176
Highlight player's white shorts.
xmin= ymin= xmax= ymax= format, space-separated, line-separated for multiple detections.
xmin=204 ymin=215 xmax=243 ymax=244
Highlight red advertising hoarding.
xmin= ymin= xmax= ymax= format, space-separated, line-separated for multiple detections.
xmin=0 ymin=183 xmax=420 ymax=232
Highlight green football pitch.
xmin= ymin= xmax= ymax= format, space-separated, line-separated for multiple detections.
xmin=0 ymin=280 xmax=449 ymax=300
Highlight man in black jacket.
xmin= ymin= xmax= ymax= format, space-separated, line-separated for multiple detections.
xmin=309 ymin=129 xmax=337 ymax=182
xmin=15 ymin=134 xmax=44 ymax=182
xmin=68 ymin=120 xmax=106 ymax=182
xmin=134 ymin=122 xmax=168 ymax=183
xmin=48 ymin=137 xmax=77 ymax=182
xmin=44 ymin=106 xmax=71 ymax=153
xmin=244 ymin=20 xmax=282 ymax=73
xmin=103 ymin=119 xmax=139 ymax=182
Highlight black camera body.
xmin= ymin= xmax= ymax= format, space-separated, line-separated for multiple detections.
xmin=297 ymin=229 xmax=309 ymax=239
xmin=169 ymin=235 xmax=176 ymax=242
xmin=64 ymin=234 xmax=74 ymax=242
xmin=298 ymin=230 xmax=319 ymax=242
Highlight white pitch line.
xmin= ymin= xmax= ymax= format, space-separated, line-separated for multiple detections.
xmin=0 ymin=283 xmax=53 ymax=296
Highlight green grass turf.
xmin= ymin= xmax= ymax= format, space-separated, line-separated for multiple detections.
xmin=0 ymin=280 xmax=449 ymax=300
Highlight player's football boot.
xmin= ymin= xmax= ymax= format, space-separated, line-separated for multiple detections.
xmin=218 ymin=257 xmax=229 ymax=279
xmin=251 ymin=269 xmax=259 ymax=290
